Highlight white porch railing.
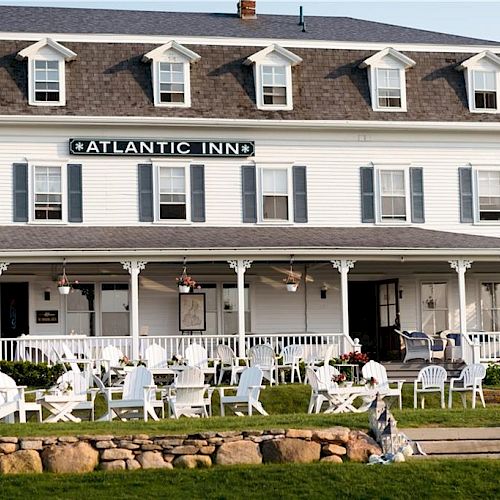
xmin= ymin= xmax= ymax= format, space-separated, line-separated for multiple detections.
xmin=0 ymin=332 xmax=358 ymax=364
xmin=466 ymin=332 xmax=500 ymax=364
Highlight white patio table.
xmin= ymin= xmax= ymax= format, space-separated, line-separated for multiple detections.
xmin=322 ymin=385 xmax=378 ymax=414
xmin=36 ymin=394 xmax=87 ymax=423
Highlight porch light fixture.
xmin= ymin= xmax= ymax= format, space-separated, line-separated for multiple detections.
xmin=284 ymin=256 xmax=299 ymax=292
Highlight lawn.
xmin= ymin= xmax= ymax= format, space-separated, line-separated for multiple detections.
xmin=2 ymin=383 xmax=499 ymax=437
xmin=0 ymin=461 xmax=499 ymax=499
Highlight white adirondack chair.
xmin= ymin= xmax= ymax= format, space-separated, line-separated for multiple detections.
xmin=448 ymin=363 xmax=486 ymax=409
xmin=100 ymin=345 xmax=126 ymax=386
xmin=277 ymin=345 xmax=303 ymax=383
xmin=216 ymin=344 xmax=247 ymax=385
xmin=144 ymin=344 xmax=169 ymax=370
xmin=306 ymin=365 xmax=341 ymax=413
xmin=103 ymin=366 xmax=164 ymax=421
xmin=247 ymin=345 xmax=277 ymax=385
xmin=218 ymin=367 xmax=268 ymax=416
xmin=0 ymin=372 xmax=42 ymax=423
xmin=185 ymin=343 xmax=218 ymax=381
xmin=166 ymin=367 xmax=211 ymax=418
xmin=414 ymin=365 xmax=447 ymax=409
xmin=361 ymin=360 xmax=405 ymax=409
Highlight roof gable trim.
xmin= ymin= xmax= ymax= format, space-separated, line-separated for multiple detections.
xmin=457 ymin=50 xmax=500 ymax=71
xmin=244 ymin=43 xmax=302 ymax=66
xmin=16 ymin=37 xmax=77 ymax=61
xmin=359 ymin=47 xmax=416 ymax=69
xmin=142 ymin=40 xmax=201 ymax=63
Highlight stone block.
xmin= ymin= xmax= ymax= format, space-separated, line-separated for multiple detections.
xmin=215 ymin=440 xmax=262 ymax=466
xmin=261 ymin=439 xmax=321 ymax=464
xmin=101 ymin=448 xmax=134 ymax=461
xmin=286 ymin=429 xmax=313 ymax=440
xmin=173 ymin=455 xmax=212 ymax=469
xmin=42 ymin=442 xmax=99 ymax=474
xmin=0 ymin=443 xmax=17 ymax=454
xmin=100 ymin=460 xmax=126 ymax=471
xmin=0 ymin=450 xmax=43 ymax=474
xmin=136 ymin=451 xmax=172 ymax=469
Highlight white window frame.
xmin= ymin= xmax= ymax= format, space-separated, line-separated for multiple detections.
xmin=419 ymin=281 xmax=450 ymax=335
xmin=374 ymin=165 xmax=411 ymax=224
xmin=370 ymin=66 xmax=407 ymax=112
xmin=29 ymin=56 xmax=66 ymax=107
xmin=153 ymin=162 xmax=191 ymax=223
xmin=472 ymin=165 xmax=500 ymax=224
xmin=100 ymin=282 xmax=131 ymax=337
xmin=480 ymin=281 xmax=500 ymax=332
xmin=255 ymin=63 xmax=293 ymax=111
xmin=28 ymin=161 xmax=67 ymax=224
xmin=461 ymin=60 xmax=500 ymax=114
xmin=258 ymin=166 xmax=293 ymax=223
xmin=471 ymin=70 xmax=498 ymax=112
xmin=153 ymin=59 xmax=191 ymax=108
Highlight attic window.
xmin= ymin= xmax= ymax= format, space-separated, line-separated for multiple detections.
xmin=159 ymin=62 xmax=185 ymax=104
xmin=376 ymin=69 xmax=402 ymax=108
xmin=473 ymin=71 xmax=497 ymax=110
xmin=262 ymin=65 xmax=287 ymax=105
xmin=34 ymin=60 xmax=60 ymax=102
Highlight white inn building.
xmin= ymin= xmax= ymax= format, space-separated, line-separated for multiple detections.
xmin=0 ymin=1 xmax=500 ymax=365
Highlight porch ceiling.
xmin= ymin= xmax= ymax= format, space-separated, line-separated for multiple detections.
xmin=1 ymin=226 xmax=500 ymax=258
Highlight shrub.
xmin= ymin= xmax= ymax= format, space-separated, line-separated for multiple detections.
xmin=0 ymin=361 xmax=65 ymax=388
xmin=484 ymin=362 xmax=500 ymax=386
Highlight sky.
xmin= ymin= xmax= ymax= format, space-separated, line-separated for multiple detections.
xmin=0 ymin=0 xmax=499 ymax=42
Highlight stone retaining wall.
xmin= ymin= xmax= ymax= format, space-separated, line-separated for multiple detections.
xmin=0 ymin=427 xmax=382 ymax=474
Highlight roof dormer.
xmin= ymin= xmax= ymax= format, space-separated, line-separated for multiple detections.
xmin=142 ymin=41 xmax=201 ymax=108
xmin=457 ymin=51 xmax=500 ymax=114
xmin=244 ymin=44 xmax=302 ymax=111
xmin=16 ymin=38 xmax=76 ymax=107
xmin=360 ymin=47 xmax=415 ymax=113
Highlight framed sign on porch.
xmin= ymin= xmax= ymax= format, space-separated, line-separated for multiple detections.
xmin=179 ymin=293 xmax=206 ymax=332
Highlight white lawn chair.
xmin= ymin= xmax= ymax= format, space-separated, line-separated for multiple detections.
xmin=448 ymin=363 xmax=486 ymax=409
xmin=414 ymin=365 xmax=447 ymax=409
xmin=144 ymin=344 xmax=169 ymax=370
xmin=166 ymin=366 xmax=211 ymax=418
xmin=248 ymin=345 xmax=277 ymax=385
xmin=100 ymin=345 xmax=126 ymax=386
xmin=0 ymin=372 xmax=42 ymax=423
xmin=218 ymin=367 xmax=268 ymax=416
xmin=361 ymin=360 xmax=405 ymax=410
xmin=216 ymin=344 xmax=247 ymax=385
xmin=102 ymin=366 xmax=164 ymax=421
xmin=277 ymin=345 xmax=303 ymax=384
xmin=185 ymin=343 xmax=218 ymax=381
xmin=306 ymin=365 xmax=341 ymax=414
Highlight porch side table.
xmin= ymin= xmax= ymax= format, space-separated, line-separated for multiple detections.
xmin=332 ymin=363 xmax=360 ymax=384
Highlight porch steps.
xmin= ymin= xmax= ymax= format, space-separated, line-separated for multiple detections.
xmin=401 ymin=427 xmax=500 ymax=459
xmin=382 ymin=361 xmax=465 ymax=382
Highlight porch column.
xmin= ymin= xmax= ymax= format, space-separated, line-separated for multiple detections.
xmin=228 ymin=259 xmax=253 ymax=357
xmin=331 ymin=260 xmax=356 ymax=337
xmin=121 ymin=260 xmax=147 ymax=360
xmin=449 ymin=259 xmax=473 ymax=335
xmin=0 ymin=262 xmax=10 ymax=275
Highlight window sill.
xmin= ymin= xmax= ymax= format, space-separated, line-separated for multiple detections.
xmin=29 ymin=101 xmax=66 ymax=107
xmin=28 ymin=220 xmax=69 ymax=225
xmin=470 ymin=108 xmax=500 ymax=114
xmin=153 ymin=220 xmax=193 ymax=225
xmin=256 ymin=220 xmax=295 ymax=226
xmin=372 ymin=107 xmax=407 ymax=113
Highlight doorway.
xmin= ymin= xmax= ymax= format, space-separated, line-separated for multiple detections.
xmin=1 ymin=283 xmax=29 ymax=360
xmin=348 ymin=279 xmax=400 ymax=361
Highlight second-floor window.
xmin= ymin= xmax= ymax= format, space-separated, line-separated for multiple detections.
xmin=477 ymin=170 xmax=500 ymax=221
xmin=376 ymin=68 xmax=402 ymax=109
xmin=473 ymin=70 xmax=497 ymax=110
xmin=379 ymin=169 xmax=408 ymax=222
xmin=34 ymin=166 xmax=62 ymax=220
xmin=159 ymin=62 xmax=185 ymax=104
xmin=261 ymin=168 xmax=289 ymax=221
xmin=262 ymin=65 xmax=288 ymax=106
xmin=34 ymin=60 xmax=60 ymax=102
xmin=158 ymin=166 xmax=187 ymax=220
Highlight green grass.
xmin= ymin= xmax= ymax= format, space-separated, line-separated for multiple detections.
xmin=2 ymin=383 xmax=498 ymax=437
xmin=0 ymin=461 xmax=499 ymax=499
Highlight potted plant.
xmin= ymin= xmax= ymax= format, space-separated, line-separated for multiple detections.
xmin=284 ymin=258 xmax=299 ymax=292
xmin=57 ymin=275 xmax=77 ymax=295
xmin=176 ymin=273 xmax=199 ymax=294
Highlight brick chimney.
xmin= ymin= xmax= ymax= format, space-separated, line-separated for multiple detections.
xmin=238 ymin=0 xmax=256 ymax=19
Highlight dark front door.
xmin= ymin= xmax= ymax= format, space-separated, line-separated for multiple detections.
xmin=1 ymin=283 xmax=30 ymax=338
xmin=348 ymin=279 xmax=400 ymax=361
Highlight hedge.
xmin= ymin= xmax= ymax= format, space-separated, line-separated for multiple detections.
xmin=0 ymin=361 xmax=65 ymax=388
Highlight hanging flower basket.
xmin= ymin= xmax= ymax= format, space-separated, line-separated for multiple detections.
xmin=58 ymin=285 xmax=71 ymax=295
xmin=176 ymin=265 xmax=200 ymax=294
xmin=284 ymin=258 xmax=300 ymax=292
xmin=286 ymin=282 xmax=299 ymax=293
xmin=178 ymin=284 xmax=191 ymax=294
xmin=56 ymin=272 xmax=78 ymax=296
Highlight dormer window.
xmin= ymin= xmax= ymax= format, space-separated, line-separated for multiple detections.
xmin=457 ymin=51 xmax=500 ymax=114
xmin=244 ymin=44 xmax=302 ymax=111
xmin=143 ymin=41 xmax=200 ymax=108
xmin=16 ymin=38 xmax=76 ymax=107
xmin=360 ymin=48 xmax=415 ymax=113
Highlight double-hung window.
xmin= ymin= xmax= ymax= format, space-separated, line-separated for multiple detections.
xmin=477 ymin=170 xmax=500 ymax=221
xmin=421 ymin=283 xmax=449 ymax=335
xmin=473 ymin=71 xmax=497 ymax=110
xmin=261 ymin=168 xmax=289 ymax=221
xmin=376 ymin=68 xmax=402 ymax=109
xmin=159 ymin=62 xmax=185 ymax=104
xmin=379 ymin=169 xmax=408 ymax=222
xmin=34 ymin=60 xmax=60 ymax=102
xmin=34 ymin=166 xmax=62 ymax=220
xmin=158 ymin=166 xmax=187 ymax=220
xmin=262 ymin=65 xmax=287 ymax=106
xmin=481 ymin=282 xmax=500 ymax=331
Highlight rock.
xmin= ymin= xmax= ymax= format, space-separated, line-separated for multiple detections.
xmin=91 ymin=435 xmax=115 ymax=442
xmin=163 ymin=454 xmax=175 ymax=463
xmin=0 ymin=437 xmax=18 ymax=444
xmin=269 ymin=429 xmax=286 ymax=435
xmin=119 ymin=442 xmax=140 ymax=450
xmin=156 ymin=439 xmax=184 ymax=447
xmin=312 ymin=427 xmax=350 ymax=444
xmin=199 ymin=446 xmax=216 ymax=455
xmin=216 ymin=431 xmax=241 ymax=438
xmin=95 ymin=441 xmax=116 ymax=449
xmin=20 ymin=440 xmax=43 ymax=451
xmin=173 ymin=455 xmax=212 ymax=469
xmin=58 ymin=436 xmax=78 ymax=443
xmin=171 ymin=445 xmax=199 ymax=455
xmin=346 ymin=431 xmax=383 ymax=463
xmin=0 ymin=443 xmax=17 ymax=454
xmin=126 ymin=459 xmax=141 ymax=470
xmin=43 ymin=438 xmax=58 ymax=445
xmin=320 ymin=455 xmax=343 ymax=464
xmin=133 ymin=434 xmax=151 ymax=440
xmin=0 ymin=450 xmax=43 ymax=474
xmin=184 ymin=440 xmax=208 ymax=447
xmin=286 ymin=429 xmax=313 ymax=439
xmin=41 ymin=442 xmax=99 ymax=474
xmin=215 ymin=441 xmax=262 ymax=466
xmin=322 ymin=444 xmax=347 ymax=456
xmin=243 ymin=431 xmax=263 ymax=437
xmin=136 ymin=451 xmax=172 ymax=469
xmin=252 ymin=435 xmax=275 ymax=443
xmin=100 ymin=460 xmax=126 ymax=471
xmin=133 ymin=439 xmax=153 ymax=445
xmin=101 ymin=448 xmax=134 ymax=461
xmin=141 ymin=444 xmax=162 ymax=451
xmin=261 ymin=439 xmax=321 ymax=464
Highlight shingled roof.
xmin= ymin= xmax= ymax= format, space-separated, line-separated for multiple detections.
xmin=0 ymin=5 xmax=498 ymax=45
xmin=1 ymin=226 xmax=500 ymax=252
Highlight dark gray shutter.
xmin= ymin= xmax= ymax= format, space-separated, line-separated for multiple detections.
xmin=138 ymin=164 xmax=154 ymax=222
xmin=293 ymin=165 xmax=308 ymax=223
xmin=242 ymin=165 xmax=257 ymax=223
xmin=360 ymin=166 xmax=375 ymax=223
xmin=13 ymin=163 xmax=28 ymax=222
xmin=190 ymin=164 xmax=205 ymax=222
xmin=459 ymin=167 xmax=473 ymax=223
xmin=67 ymin=164 xmax=83 ymax=223
xmin=410 ymin=167 xmax=425 ymax=223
